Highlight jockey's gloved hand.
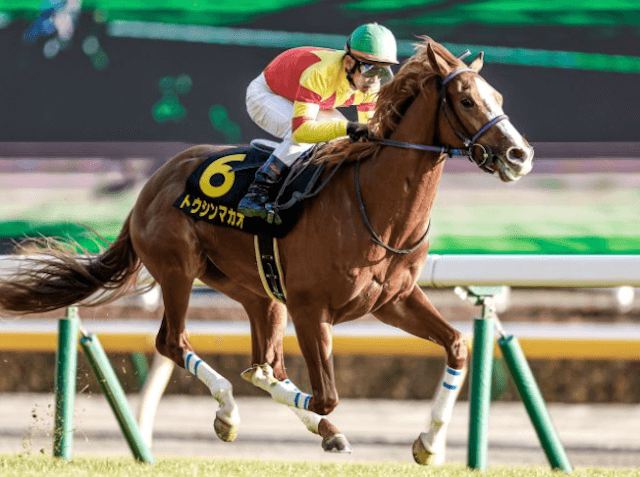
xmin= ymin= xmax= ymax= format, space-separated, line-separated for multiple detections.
xmin=346 ymin=121 xmax=370 ymax=141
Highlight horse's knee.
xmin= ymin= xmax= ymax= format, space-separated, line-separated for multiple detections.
xmin=446 ymin=332 xmax=468 ymax=370
xmin=309 ymin=396 xmax=339 ymax=416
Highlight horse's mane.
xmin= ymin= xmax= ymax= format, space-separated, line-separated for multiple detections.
xmin=315 ymin=37 xmax=462 ymax=165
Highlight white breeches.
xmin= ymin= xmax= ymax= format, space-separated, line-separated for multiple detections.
xmin=246 ymin=72 xmax=346 ymax=166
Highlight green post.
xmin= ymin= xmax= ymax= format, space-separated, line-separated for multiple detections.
xmin=498 ymin=335 xmax=572 ymax=473
xmin=53 ymin=307 xmax=80 ymax=459
xmin=131 ymin=353 xmax=150 ymax=391
xmin=80 ymin=333 xmax=154 ymax=464
xmin=467 ymin=313 xmax=494 ymax=470
xmin=491 ymin=357 xmax=509 ymax=401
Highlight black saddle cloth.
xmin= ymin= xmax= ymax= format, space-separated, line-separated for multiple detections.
xmin=173 ymin=143 xmax=325 ymax=237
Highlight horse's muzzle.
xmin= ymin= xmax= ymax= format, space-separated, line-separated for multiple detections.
xmin=496 ymin=145 xmax=534 ymax=182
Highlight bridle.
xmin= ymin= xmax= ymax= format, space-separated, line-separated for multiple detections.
xmin=373 ymin=67 xmax=509 ymax=172
xmin=355 ymin=64 xmax=509 ymax=255
xmin=438 ymin=68 xmax=509 ymax=172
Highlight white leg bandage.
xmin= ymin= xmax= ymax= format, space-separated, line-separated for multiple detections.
xmin=417 ymin=366 xmax=466 ymax=464
xmin=430 ymin=366 xmax=466 ymax=425
xmin=184 ymin=350 xmax=240 ymax=426
xmin=241 ymin=364 xmax=321 ymax=434
xmin=289 ymin=407 xmax=322 ymax=434
xmin=241 ymin=364 xmax=312 ymax=410
xmin=282 ymin=379 xmax=321 ymax=434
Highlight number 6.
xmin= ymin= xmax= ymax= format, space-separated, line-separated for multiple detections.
xmin=199 ymin=154 xmax=246 ymax=198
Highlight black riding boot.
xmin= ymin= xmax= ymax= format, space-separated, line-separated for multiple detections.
xmin=237 ymin=155 xmax=289 ymax=220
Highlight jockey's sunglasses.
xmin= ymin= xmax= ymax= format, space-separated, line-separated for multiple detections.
xmin=356 ymin=61 xmax=393 ymax=81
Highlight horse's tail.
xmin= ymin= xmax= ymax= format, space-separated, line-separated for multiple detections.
xmin=0 ymin=213 xmax=150 ymax=315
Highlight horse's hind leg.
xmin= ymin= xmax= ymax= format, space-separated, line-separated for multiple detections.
xmin=153 ymin=269 xmax=240 ymax=442
xmin=373 ymin=285 xmax=467 ymax=465
xmin=134 ymin=218 xmax=241 ymax=443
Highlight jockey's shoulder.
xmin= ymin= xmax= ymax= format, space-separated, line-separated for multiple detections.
xmin=278 ymin=46 xmax=345 ymax=61
xmin=287 ymin=46 xmax=342 ymax=54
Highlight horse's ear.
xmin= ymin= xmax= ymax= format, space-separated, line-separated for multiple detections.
xmin=426 ymin=42 xmax=449 ymax=78
xmin=469 ymin=52 xmax=484 ymax=72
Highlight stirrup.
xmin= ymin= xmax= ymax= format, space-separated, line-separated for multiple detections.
xmin=265 ymin=203 xmax=282 ymax=225
xmin=238 ymin=188 xmax=268 ymax=214
xmin=238 ymin=201 xmax=267 ymax=218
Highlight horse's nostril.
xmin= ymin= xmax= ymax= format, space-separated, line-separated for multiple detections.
xmin=507 ymin=147 xmax=528 ymax=162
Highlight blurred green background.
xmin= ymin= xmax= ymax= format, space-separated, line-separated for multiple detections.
xmin=1 ymin=0 xmax=639 ymax=254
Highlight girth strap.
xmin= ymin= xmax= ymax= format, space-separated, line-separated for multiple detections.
xmin=254 ymin=235 xmax=287 ymax=304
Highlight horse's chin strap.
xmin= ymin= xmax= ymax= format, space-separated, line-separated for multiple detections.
xmin=354 ymin=160 xmax=430 ymax=255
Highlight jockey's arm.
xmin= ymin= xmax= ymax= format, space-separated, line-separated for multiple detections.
xmin=291 ymin=101 xmax=349 ymax=144
xmin=291 ymin=99 xmax=376 ymax=144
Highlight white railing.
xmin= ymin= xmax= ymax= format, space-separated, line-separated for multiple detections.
xmin=419 ymin=254 xmax=640 ymax=287
xmin=3 ymin=253 xmax=640 ymax=287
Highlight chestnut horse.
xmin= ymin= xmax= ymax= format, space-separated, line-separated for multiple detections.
xmin=0 ymin=39 xmax=533 ymax=464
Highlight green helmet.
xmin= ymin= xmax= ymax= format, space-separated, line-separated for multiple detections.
xmin=346 ymin=23 xmax=398 ymax=64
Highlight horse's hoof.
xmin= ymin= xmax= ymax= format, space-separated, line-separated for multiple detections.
xmin=240 ymin=367 xmax=253 ymax=381
xmin=214 ymin=416 xmax=238 ymax=442
xmin=412 ymin=436 xmax=438 ymax=465
xmin=322 ymin=433 xmax=352 ymax=453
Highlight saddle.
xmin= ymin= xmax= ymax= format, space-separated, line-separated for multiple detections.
xmin=173 ymin=140 xmax=332 ymax=304
xmin=173 ymin=140 xmax=326 ymax=238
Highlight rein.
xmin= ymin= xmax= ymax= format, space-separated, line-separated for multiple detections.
xmin=356 ymin=67 xmax=508 ymax=255
xmin=270 ymin=157 xmax=345 ymax=214
xmin=354 ymin=160 xmax=430 ymax=255
xmin=372 ymin=137 xmax=466 ymax=158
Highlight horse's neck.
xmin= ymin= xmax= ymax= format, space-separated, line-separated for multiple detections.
xmin=360 ymin=89 xmax=444 ymax=250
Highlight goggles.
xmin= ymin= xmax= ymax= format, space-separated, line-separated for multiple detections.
xmin=356 ymin=61 xmax=393 ymax=82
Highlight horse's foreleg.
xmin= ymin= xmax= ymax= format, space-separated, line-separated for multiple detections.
xmin=240 ymin=363 xmax=350 ymax=452
xmin=289 ymin=318 xmax=339 ymax=416
xmin=285 ymin=307 xmax=352 ymax=452
xmin=413 ymin=366 xmax=466 ymax=465
xmin=373 ymin=285 xmax=467 ymax=465
xmin=237 ymin=298 xmax=350 ymax=453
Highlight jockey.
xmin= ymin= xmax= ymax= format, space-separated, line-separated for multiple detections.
xmin=238 ymin=23 xmax=398 ymax=221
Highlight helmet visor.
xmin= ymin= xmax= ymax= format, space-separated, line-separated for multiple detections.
xmin=357 ymin=62 xmax=393 ymax=82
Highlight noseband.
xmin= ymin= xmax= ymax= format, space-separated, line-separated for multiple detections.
xmin=372 ymin=67 xmax=508 ymax=173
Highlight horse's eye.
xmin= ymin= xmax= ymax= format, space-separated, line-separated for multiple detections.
xmin=461 ymin=98 xmax=474 ymax=108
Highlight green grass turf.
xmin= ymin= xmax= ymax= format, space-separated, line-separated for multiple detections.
xmin=1 ymin=455 xmax=638 ymax=477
